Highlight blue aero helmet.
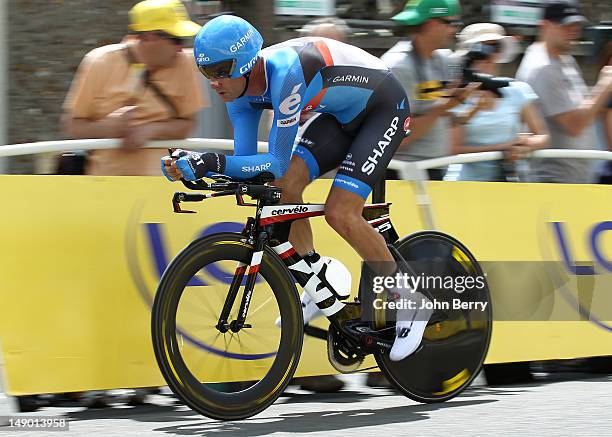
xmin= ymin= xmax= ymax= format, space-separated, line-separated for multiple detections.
xmin=194 ymin=15 xmax=264 ymax=79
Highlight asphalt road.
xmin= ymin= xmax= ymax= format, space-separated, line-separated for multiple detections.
xmin=3 ymin=372 xmax=611 ymax=437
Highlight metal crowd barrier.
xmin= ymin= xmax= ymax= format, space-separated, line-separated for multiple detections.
xmin=0 ymin=136 xmax=609 ymax=230
xmin=1 ymin=137 xmax=609 ymax=230
xmin=1 ymin=137 xmax=609 ymax=173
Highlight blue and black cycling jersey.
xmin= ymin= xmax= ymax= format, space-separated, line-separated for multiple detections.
xmin=222 ymin=36 xmax=411 ymax=199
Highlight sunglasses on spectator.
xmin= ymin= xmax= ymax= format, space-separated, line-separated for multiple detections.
xmin=482 ymin=40 xmax=501 ymax=51
xmin=197 ymin=59 xmax=236 ymax=80
xmin=437 ymin=17 xmax=463 ymax=27
xmin=150 ymin=31 xmax=185 ymax=45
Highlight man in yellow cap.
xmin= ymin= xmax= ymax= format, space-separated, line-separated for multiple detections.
xmin=60 ymin=0 xmax=206 ymax=406
xmin=62 ymin=0 xmax=207 ymax=176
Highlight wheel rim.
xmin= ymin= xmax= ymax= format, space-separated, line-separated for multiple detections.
xmin=376 ymin=232 xmax=492 ymax=401
xmin=153 ymin=236 xmax=302 ymax=418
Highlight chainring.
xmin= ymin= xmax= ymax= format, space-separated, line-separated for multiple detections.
xmin=327 ymin=324 xmax=364 ymax=373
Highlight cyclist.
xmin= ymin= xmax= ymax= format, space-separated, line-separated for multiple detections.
xmin=161 ymin=15 xmax=468 ymax=360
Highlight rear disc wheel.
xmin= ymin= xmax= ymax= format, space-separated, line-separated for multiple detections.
xmin=375 ymin=231 xmax=492 ymax=403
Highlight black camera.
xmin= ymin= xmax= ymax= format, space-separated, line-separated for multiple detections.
xmin=462 ymin=68 xmax=512 ymax=97
xmin=460 ymin=43 xmax=513 ymax=97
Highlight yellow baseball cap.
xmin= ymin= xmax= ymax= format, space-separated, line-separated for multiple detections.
xmin=129 ymin=0 xmax=201 ymax=37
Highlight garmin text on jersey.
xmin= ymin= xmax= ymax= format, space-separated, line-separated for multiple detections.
xmin=331 ymin=74 xmax=370 ymax=85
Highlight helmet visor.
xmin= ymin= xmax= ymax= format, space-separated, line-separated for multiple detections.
xmin=197 ymin=59 xmax=236 ymax=79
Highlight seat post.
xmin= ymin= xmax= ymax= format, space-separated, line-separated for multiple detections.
xmin=372 ymin=177 xmax=386 ymax=204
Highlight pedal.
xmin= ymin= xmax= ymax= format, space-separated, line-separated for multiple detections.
xmin=333 ymin=302 xmax=362 ymax=324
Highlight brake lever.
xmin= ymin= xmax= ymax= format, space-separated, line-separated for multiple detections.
xmin=173 ymin=197 xmax=195 ymax=213
xmin=172 ymin=192 xmax=205 ymax=213
xmin=236 ymin=184 xmax=257 ymax=206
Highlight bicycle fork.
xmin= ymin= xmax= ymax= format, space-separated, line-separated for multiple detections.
xmin=215 ymin=232 xmax=268 ymax=333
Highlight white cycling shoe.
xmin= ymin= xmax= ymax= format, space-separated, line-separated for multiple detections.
xmin=389 ymin=290 xmax=433 ymax=361
xmin=294 ymin=291 xmax=323 ymax=326
xmin=273 ymin=289 xmax=323 ymax=328
xmin=275 ymin=256 xmax=351 ymax=327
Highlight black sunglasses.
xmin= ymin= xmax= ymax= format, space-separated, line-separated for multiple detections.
xmin=151 ymin=31 xmax=185 ymax=45
xmin=473 ymin=41 xmax=501 ymax=55
xmin=437 ymin=17 xmax=463 ymax=27
xmin=483 ymin=40 xmax=501 ymax=53
xmin=197 ymin=59 xmax=236 ymax=80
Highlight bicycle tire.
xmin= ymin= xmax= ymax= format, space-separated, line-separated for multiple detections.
xmin=151 ymin=232 xmax=303 ymax=420
xmin=374 ymin=231 xmax=492 ymax=403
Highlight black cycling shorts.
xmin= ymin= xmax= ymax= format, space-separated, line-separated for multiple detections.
xmin=292 ymin=72 xmax=411 ymax=199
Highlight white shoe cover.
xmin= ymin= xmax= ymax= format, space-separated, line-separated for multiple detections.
xmin=389 ymin=290 xmax=433 ymax=361
xmin=275 ymin=256 xmax=351 ymax=327
xmin=275 ymin=289 xmax=323 ymax=327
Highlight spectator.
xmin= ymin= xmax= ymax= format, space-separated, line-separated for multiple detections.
xmin=450 ymin=24 xmax=548 ymax=181
xmin=61 ymin=0 xmax=206 ymax=176
xmin=595 ymin=41 xmax=612 ymax=184
xmin=381 ymin=0 xmax=478 ymax=180
xmin=515 ymin=1 xmax=612 ymax=183
xmin=299 ymin=17 xmax=351 ymax=42
xmin=59 ymin=0 xmax=205 ymax=406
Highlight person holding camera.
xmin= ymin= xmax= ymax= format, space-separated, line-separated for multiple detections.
xmin=450 ymin=23 xmax=549 ymax=181
xmin=516 ymin=1 xmax=612 ymax=184
xmin=382 ymin=0 xmax=478 ymax=180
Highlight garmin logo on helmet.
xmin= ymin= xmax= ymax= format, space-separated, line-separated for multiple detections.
xmin=430 ymin=7 xmax=449 ymax=14
xmin=230 ymin=28 xmax=255 ymax=53
xmin=239 ymin=55 xmax=258 ymax=75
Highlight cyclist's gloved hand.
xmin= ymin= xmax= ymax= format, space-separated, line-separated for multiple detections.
xmin=161 ymin=149 xmax=226 ymax=182
xmin=161 ymin=150 xmax=182 ymax=181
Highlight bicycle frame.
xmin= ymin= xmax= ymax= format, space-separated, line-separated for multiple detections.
xmin=172 ymin=178 xmax=399 ymax=337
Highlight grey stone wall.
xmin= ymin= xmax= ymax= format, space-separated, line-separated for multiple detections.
xmin=8 ymin=0 xmax=134 ymax=172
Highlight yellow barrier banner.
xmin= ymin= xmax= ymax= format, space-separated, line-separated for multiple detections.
xmin=0 ymin=176 xmax=610 ymax=395
xmin=425 ymin=182 xmax=612 ymax=363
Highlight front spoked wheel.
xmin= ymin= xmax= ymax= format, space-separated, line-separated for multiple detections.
xmin=151 ymin=232 xmax=303 ymax=420
xmin=375 ymin=231 xmax=492 ymax=403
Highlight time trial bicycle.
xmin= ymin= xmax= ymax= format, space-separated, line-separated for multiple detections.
xmin=151 ymin=173 xmax=492 ymax=420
